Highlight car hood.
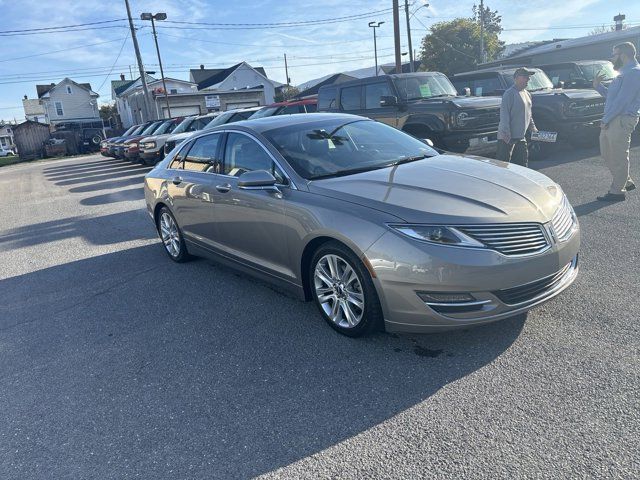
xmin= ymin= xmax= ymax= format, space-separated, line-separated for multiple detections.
xmin=531 ymin=88 xmax=603 ymax=100
xmin=308 ymin=154 xmax=563 ymax=224
xmin=408 ymin=95 xmax=501 ymax=110
xmin=140 ymin=133 xmax=173 ymax=143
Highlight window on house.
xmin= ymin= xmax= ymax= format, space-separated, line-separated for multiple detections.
xmin=170 ymin=89 xmax=178 ymax=94
xmin=66 ymin=86 xmax=72 ymax=94
xmin=55 ymin=102 xmax=64 ymax=116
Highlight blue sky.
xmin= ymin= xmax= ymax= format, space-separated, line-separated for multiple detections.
xmin=1 ymin=0 xmax=639 ymax=122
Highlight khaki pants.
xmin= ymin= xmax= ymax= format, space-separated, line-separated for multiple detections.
xmin=600 ymin=115 xmax=638 ymax=194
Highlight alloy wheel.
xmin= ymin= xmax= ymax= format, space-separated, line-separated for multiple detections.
xmin=159 ymin=212 xmax=181 ymax=257
xmin=313 ymin=254 xmax=365 ymax=329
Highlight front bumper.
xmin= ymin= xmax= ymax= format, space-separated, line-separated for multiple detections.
xmin=124 ymin=147 xmax=140 ymax=160
xmin=140 ymin=149 xmax=163 ymax=162
xmin=365 ymin=227 xmax=580 ymax=333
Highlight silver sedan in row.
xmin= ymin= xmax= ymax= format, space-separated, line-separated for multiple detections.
xmin=144 ymin=113 xmax=579 ymax=337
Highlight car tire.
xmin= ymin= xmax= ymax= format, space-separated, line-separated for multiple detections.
xmin=157 ymin=207 xmax=191 ymax=262
xmin=310 ymin=241 xmax=383 ymax=337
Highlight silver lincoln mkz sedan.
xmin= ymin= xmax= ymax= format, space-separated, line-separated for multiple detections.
xmin=144 ymin=113 xmax=579 ymax=337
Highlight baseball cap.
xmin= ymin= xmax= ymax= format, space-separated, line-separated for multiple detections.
xmin=514 ymin=67 xmax=536 ymax=77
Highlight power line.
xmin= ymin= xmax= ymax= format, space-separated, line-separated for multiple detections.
xmin=161 ymin=8 xmax=395 ymax=28
xmin=95 ymin=33 xmax=130 ymax=93
xmin=0 ymin=36 xmax=139 ymax=63
xmin=0 ymin=18 xmax=127 ymax=34
xmin=0 ymin=25 xmax=132 ymax=37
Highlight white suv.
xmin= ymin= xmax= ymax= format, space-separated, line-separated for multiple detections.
xmin=0 ymin=146 xmax=15 ymax=157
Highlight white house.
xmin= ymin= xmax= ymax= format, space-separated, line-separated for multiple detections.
xmin=21 ymin=97 xmax=46 ymax=123
xmin=0 ymin=121 xmax=15 ymax=148
xmin=32 ymin=78 xmax=100 ymax=125
xmin=194 ymin=62 xmax=282 ymax=105
xmin=113 ymin=75 xmax=205 ymax=127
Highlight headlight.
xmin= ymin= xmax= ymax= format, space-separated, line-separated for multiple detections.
xmin=145 ymin=141 xmax=156 ymax=149
xmin=389 ymin=224 xmax=485 ymax=247
xmin=129 ymin=142 xmax=138 ymax=148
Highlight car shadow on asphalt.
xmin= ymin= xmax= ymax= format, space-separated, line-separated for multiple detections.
xmin=0 ymin=243 xmax=526 ymax=478
xmin=0 ymin=210 xmax=156 ymax=250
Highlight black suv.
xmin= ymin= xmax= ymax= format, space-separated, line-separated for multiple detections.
xmin=537 ymin=60 xmax=616 ymax=89
xmin=451 ymin=67 xmax=604 ymax=154
xmin=317 ymin=72 xmax=502 ymax=154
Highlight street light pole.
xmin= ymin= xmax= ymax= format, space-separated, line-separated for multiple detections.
xmin=142 ymin=13 xmax=171 ymax=118
xmin=368 ymin=21 xmax=384 ymax=76
xmin=404 ymin=0 xmax=414 ymax=72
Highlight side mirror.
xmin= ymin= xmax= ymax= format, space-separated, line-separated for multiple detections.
xmin=421 ymin=138 xmax=434 ymax=147
xmin=380 ymin=95 xmax=398 ymax=107
xmin=237 ymin=170 xmax=279 ymax=190
xmin=557 ymin=81 xmax=565 ymax=89
xmin=463 ymin=87 xmax=471 ymax=97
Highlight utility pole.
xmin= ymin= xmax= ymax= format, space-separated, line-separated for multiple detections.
xmin=404 ymin=0 xmax=414 ymax=72
xmin=128 ymin=65 xmax=133 ymax=80
xmin=393 ymin=0 xmax=402 ymax=73
xmin=479 ymin=0 xmax=485 ymax=64
xmin=124 ymin=0 xmax=153 ymax=121
xmin=284 ymin=53 xmax=290 ymax=87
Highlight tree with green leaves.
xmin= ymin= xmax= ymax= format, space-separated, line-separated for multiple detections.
xmin=274 ymin=86 xmax=300 ymax=102
xmin=418 ymin=5 xmax=504 ymax=76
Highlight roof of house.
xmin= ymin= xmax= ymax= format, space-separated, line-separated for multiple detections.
xmin=111 ymin=79 xmax=135 ymax=95
xmin=36 ymin=79 xmax=94 ymax=98
xmin=14 ymin=119 xmax=50 ymax=130
xmin=296 ymin=73 xmax=357 ymax=98
xmin=483 ymin=26 xmax=640 ymax=65
xmin=191 ymin=65 xmax=268 ymax=87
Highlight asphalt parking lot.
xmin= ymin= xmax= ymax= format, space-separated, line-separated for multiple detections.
xmin=0 ymin=146 xmax=638 ymax=479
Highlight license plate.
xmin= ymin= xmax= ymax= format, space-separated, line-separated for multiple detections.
xmin=531 ymin=131 xmax=557 ymax=143
xmin=470 ymin=135 xmax=497 ymax=146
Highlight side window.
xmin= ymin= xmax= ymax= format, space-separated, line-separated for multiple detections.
xmin=181 ymin=134 xmax=221 ymax=173
xmin=340 ymin=85 xmax=362 ymax=111
xmin=365 ymin=82 xmax=393 ymax=109
xmin=304 ymin=103 xmax=317 ymax=113
xmin=280 ymin=105 xmax=303 ymax=115
xmin=471 ymin=76 xmax=502 ymax=96
xmin=223 ymin=133 xmax=285 ymax=183
xmin=544 ymin=66 xmax=572 ymax=85
xmin=318 ymin=87 xmax=337 ymax=110
xmin=169 ymin=141 xmax=191 ymax=169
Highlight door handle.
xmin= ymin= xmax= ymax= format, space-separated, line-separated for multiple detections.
xmin=171 ymin=176 xmax=183 ymax=185
xmin=215 ymin=183 xmax=231 ymax=193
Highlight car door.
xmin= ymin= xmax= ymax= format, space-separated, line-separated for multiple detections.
xmin=210 ymin=131 xmax=293 ymax=279
xmin=166 ymin=133 xmax=224 ymax=248
xmin=362 ymin=81 xmax=399 ymax=127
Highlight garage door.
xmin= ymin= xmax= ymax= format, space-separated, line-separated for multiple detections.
xmin=162 ymin=105 xmax=201 ymax=118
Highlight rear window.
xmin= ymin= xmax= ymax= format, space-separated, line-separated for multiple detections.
xmin=318 ymin=87 xmax=337 ymax=110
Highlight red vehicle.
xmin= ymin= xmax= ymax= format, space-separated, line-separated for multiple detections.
xmin=249 ymin=98 xmax=317 ymax=119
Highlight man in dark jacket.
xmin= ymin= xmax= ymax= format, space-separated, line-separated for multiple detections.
xmin=496 ymin=68 xmax=538 ymax=167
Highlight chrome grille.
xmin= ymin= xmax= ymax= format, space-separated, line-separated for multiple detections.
xmin=551 ymin=196 xmax=576 ymax=242
xmin=457 ymin=224 xmax=549 ymax=256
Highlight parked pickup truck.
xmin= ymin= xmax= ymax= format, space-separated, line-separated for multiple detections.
xmin=317 ymin=72 xmax=502 ymax=154
xmin=451 ymin=67 xmax=605 ymax=157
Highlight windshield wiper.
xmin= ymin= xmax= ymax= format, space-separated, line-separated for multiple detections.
xmin=309 ymin=155 xmax=431 ymax=180
xmin=385 ymin=154 xmax=430 ymax=166
xmin=405 ymin=94 xmax=455 ymax=101
xmin=529 ymin=87 xmax=552 ymax=92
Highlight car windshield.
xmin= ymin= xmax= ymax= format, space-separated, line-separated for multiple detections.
xmin=504 ymin=71 xmax=555 ymax=91
xmin=579 ymin=62 xmax=617 ymax=82
xmin=141 ymin=121 xmax=163 ymax=135
xmin=129 ymin=124 xmax=147 ymax=136
xmin=395 ymin=74 xmax=458 ymax=101
xmin=153 ymin=120 xmax=176 ymax=135
xmin=263 ymin=119 xmax=439 ymax=180
xmin=250 ymin=106 xmax=280 ymax=119
xmin=121 ymin=125 xmax=138 ymax=136
xmin=171 ymin=117 xmax=197 ymax=134
xmin=202 ymin=111 xmax=236 ymax=130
